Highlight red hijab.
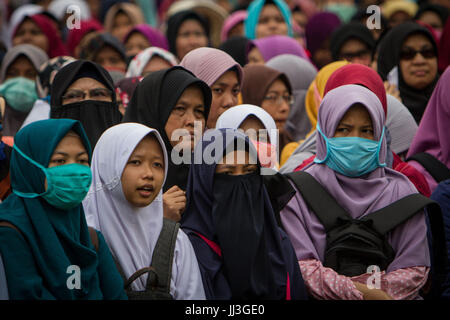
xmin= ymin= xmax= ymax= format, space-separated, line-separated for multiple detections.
xmin=66 ymin=19 xmax=104 ymax=56
xmin=17 ymin=14 xmax=69 ymax=58
xmin=324 ymin=63 xmax=387 ymax=116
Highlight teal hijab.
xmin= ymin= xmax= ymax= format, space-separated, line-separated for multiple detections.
xmin=244 ymin=0 xmax=293 ymax=40
xmin=0 ymin=119 xmax=104 ymax=299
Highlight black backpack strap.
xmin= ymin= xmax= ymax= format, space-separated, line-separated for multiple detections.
xmin=407 ymin=152 xmax=450 ymax=183
xmin=284 ymin=171 xmax=351 ymax=232
xmin=363 ymin=193 xmax=435 ymax=235
xmin=146 ymin=218 xmax=180 ymax=293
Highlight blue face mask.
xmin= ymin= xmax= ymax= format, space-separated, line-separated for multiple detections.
xmin=314 ymin=124 xmax=386 ymax=177
xmin=12 ymin=144 xmax=92 ymax=210
xmin=0 ymin=77 xmax=38 ymax=112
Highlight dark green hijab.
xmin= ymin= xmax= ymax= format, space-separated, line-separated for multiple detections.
xmin=0 ymin=119 xmax=104 ymax=299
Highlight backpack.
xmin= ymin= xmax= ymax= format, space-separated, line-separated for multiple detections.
xmin=407 ymin=152 xmax=450 ymax=183
xmin=113 ymin=218 xmax=180 ymax=300
xmin=285 ymin=171 xmax=447 ymax=285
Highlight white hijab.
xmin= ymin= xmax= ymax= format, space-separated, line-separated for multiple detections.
xmin=83 ymin=123 xmax=205 ymax=298
xmin=215 ymin=104 xmax=278 ymax=151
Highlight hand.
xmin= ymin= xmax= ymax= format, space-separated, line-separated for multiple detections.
xmin=384 ymin=81 xmax=401 ymax=102
xmin=163 ymin=186 xmax=186 ymax=222
xmin=352 ymin=281 xmax=393 ymax=300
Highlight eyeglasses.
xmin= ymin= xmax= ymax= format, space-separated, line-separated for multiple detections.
xmin=340 ymin=49 xmax=371 ymax=60
xmin=399 ymin=48 xmax=436 ymax=61
xmin=263 ymin=94 xmax=294 ymax=106
xmin=61 ymin=88 xmax=112 ymax=103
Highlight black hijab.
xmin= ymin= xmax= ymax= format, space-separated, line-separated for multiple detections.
xmin=50 ymin=60 xmax=123 ymax=148
xmin=122 ymin=66 xmax=212 ymax=192
xmin=377 ymin=21 xmax=439 ymax=123
xmin=330 ymin=21 xmax=375 ymax=61
xmin=181 ymin=128 xmax=307 ymax=300
xmin=218 ymin=36 xmax=250 ymax=67
xmin=166 ymin=10 xmax=210 ymax=59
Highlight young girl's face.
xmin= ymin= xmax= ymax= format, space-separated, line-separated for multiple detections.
xmin=215 ymin=150 xmax=258 ymax=176
xmin=121 ymin=134 xmax=165 ymax=207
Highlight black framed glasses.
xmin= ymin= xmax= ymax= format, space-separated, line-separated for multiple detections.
xmin=61 ymin=88 xmax=112 ymax=103
xmin=263 ymin=94 xmax=294 ymax=106
xmin=399 ymin=48 xmax=436 ymax=61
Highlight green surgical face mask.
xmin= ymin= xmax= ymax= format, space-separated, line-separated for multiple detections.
xmin=0 ymin=77 xmax=38 ymax=112
xmin=12 ymin=144 xmax=92 ymax=210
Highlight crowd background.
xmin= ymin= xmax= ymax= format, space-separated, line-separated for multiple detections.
xmin=0 ymin=0 xmax=449 ymax=301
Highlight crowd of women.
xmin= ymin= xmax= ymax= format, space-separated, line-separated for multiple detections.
xmin=0 ymin=0 xmax=449 ymax=301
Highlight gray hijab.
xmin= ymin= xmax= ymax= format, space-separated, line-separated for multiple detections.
xmin=0 ymin=44 xmax=48 ymax=83
xmin=266 ymin=54 xmax=317 ymax=141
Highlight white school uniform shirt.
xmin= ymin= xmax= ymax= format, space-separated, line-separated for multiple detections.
xmin=83 ymin=123 xmax=205 ymax=299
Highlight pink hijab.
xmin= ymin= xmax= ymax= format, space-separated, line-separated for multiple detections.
xmin=281 ymin=84 xmax=430 ymax=272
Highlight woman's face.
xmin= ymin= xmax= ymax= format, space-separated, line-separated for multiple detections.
xmin=333 ymin=103 xmax=374 ymax=140
xmin=247 ymin=47 xmax=265 ymax=65
xmin=13 ymin=19 xmax=49 ymax=53
xmin=261 ymin=78 xmax=291 ymax=131
xmin=417 ymin=11 xmax=443 ymax=31
xmin=208 ymin=70 xmax=240 ymax=128
xmin=121 ymin=134 xmax=165 ymax=207
xmin=112 ymin=11 xmax=133 ymax=41
xmin=175 ymin=19 xmax=208 ymax=60
xmin=125 ymin=31 xmax=150 ymax=57
xmin=339 ymin=38 xmax=372 ymax=66
xmin=215 ymin=150 xmax=258 ymax=175
xmin=5 ymin=55 xmax=37 ymax=81
xmin=141 ymin=56 xmax=172 ymax=77
xmin=399 ymin=33 xmax=437 ymax=90
xmin=95 ymin=45 xmax=127 ymax=73
xmin=62 ymin=77 xmax=112 ymax=105
xmin=256 ymin=4 xmax=288 ymax=39
xmin=164 ymin=85 xmax=206 ymax=151
xmin=239 ymin=115 xmax=268 ymax=143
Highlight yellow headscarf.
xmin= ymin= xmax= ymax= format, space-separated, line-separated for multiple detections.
xmin=280 ymin=60 xmax=349 ymax=166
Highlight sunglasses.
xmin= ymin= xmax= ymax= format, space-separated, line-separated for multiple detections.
xmin=399 ymin=48 xmax=436 ymax=61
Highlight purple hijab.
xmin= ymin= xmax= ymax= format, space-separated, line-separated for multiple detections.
xmin=280 ymin=84 xmax=430 ymax=273
xmin=406 ymin=66 xmax=450 ymax=193
xmin=249 ymin=35 xmax=310 ymax=63
xmin=305 ymin=12 xmax=341 ymax=56
xmin=123 ymin=24 xmax=169 ymax=50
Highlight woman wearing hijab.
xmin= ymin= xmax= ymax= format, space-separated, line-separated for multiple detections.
xmin=0 ymin=44 xmax=48 ymax=138
xmin=83 ymin=123 xmax=205 ymax=299
xmin=79 ymin=32 xmax=128 ymax=75
xmin=266 ymin=54 xmax=317 ymax=142
xmin=66 ymin=19 xmax=104 ymax=57
xmin=247 ymin=35 xmax=311 ymax=65
xmin=20 ymin=56 xmax=76 ymax=130
xmin=123 ymin=66 xmax=211 ymax=195
xmin=50 ymin=60 xmax=123 ymax=149
xmin=279 ymin=61 xmax=349 ymax=167
xmin=216 ymin=104 xmax=279 ymax=170
xmin=103 ymin=2 xmax=145 ymax=41
xmin=329 ymin=21 xmax=375 ymax=67
xmin=244 ymin=0 xmax=293 ymax=40
xmin=220 ymin=10 xmax=247 ymax=42
xmin=180 ymin=47 xmax=243 ymax=129
xmin=377 ymin=21 xmax=439 ymax=124
xmin=415 ymin=3 xmax=449 ymax=41
xmin=0 ymin=119 xmax=127 ymax=300
xmin=280 ymin=85 xmax=430 ymax=300
xmin=406 ymin=67 xmax=450 ymax=195
xmin=304 ymin=12 xmax=341 ymax=69
xmin=241 ymin=64 xmax=293 ymax=154
xmin=11 ymin=14 xmax=68 ymax=58
xmin=218 ymin=36 xmax=250 ymax=67
xmin=166 ymin=10 xmax=210 ymax=61
xmin=126 ymin=47 xmax=178 ymax=78
xmin=123 ymin=24 xmax=169 ymax=59
xmin=180 ymin=128 xmax=307 ymax=299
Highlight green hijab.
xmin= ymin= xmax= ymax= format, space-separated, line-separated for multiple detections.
xmin=0 ymin=119 xmax=105 ymax=299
